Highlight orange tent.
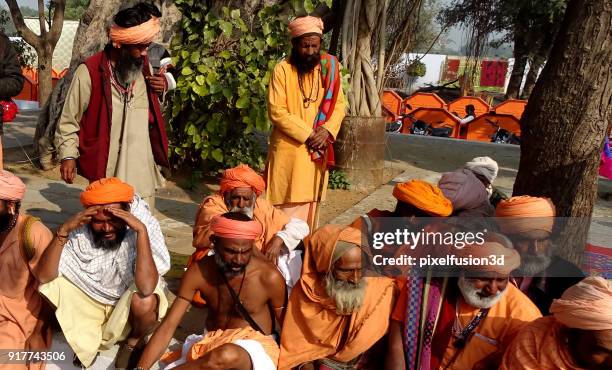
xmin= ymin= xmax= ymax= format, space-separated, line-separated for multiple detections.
xmin=492 ymin=99 xmax=527 ymax=120
xmin=403 ymin=92 xmax=446 ymax=114
xmin=382 ymin=90 xmax=403 ymax=121
xmin=448 ymin=96 xmax=490 ymax=118
xmin=465 ymin=113 xmax=521 ymax=142
xmin=401 ymin=107 xmax=461 ymax=138
xmin=14 ymin=75 xmax=37 ymax=101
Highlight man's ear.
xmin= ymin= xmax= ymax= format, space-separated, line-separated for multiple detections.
xmin=7 ymin=202 xmax=17 ymax=215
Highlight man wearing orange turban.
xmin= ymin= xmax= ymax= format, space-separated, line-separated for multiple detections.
xmin=501 ymin=276 xmax=612 ymax=370
xmin=387 ymin=235 xmax=541 ymax=370
xmin=37 ymin=177 xmax=171 ymax=368
xmin=0 ymin=171 xmax=55 ymax=370
xmin=278 ymin=225 xmax=396 ymax=369
xmin=190 ymin=164 xmax=309 ymax=304
xmin=138 ymin=212 xmax=287 ymax=370
xmin=266 ymin=15 xmax=346 ymax=231
xmin=495 ymin=195 xmax=584 ymax=314
xmin=55 ymin=3 xmax=171 ymax=210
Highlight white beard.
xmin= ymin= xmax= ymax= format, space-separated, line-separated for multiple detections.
xmin=458 ymin=276 xmax=506 ymax=309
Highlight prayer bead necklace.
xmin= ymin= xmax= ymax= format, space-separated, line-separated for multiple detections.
xmin=298 ymin=68 xmax=320 ymax=109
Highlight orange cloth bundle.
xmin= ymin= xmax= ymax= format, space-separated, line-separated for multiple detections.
xmin=392 ymin=180 xmax=453 ymax=216
xmin=288 ymin=16 xmax=324 ymax=39
xmin=210 ymin=215 xmax=262 ymax=240
xmin=161 ymin=327 xmax=279 ymax=366
xmin=109 ymin=17 xmax=160 ymax=47
xmin=219 ymin=164 xmax=266 ymax=196
xmin=80 ymin=177 xmax=134 ymax=206
xmin=495 ymin=196 xmax=555 ymax=234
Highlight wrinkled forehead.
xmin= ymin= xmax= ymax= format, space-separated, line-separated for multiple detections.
xmin=91 ymin=203 xmax=124 ymax=221
xmin=216 ymin=236 xmax=254 ymax=252
xmin=228 ymin=187 xmax=255 ymax=198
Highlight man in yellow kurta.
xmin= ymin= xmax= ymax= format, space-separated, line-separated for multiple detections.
xmin=266 ymin=16 xmax=346 ymax=230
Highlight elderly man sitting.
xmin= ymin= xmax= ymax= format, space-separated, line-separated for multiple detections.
xmin=190 ymin=164 xmax=308 ymax=298
xmin=386 ymin=235 xmax=541 ymax=370
xmin=37 ymin=178 xmax=171 ymax=369
xmin=496 ymin=195 xmax=584 ymax=314
xmin=501 ymin=276 xmax=612 ymax=370
xmin=0 ymin=171 xmax=53 ymax=370
xmin=278 ymin=225 xmax=396 ymax=370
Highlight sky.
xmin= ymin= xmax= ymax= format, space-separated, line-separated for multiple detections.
xmin=16 ymin=0 xmax=39 ymax=8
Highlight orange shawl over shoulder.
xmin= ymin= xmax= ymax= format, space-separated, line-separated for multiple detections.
xmin=278 ymin=225 xmax=395 ymax=369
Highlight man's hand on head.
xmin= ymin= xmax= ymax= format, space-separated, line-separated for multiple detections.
xmin=105 ymin=207 xmax=146 ymax=233
xmin=60 ymin=158 xmax=77 ymax=184
xmin=146 ymin=74 xmax=167 ymax=94
xmin=264 ymin=235 xmax=285 ymax=264
xmin=60 ymin=206 xmax=101 ymax=234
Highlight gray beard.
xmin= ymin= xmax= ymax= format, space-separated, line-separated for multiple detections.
xmin=228 ymin=205 xmax=254 ymax=219
xmin=324 ymin=273 xmax=367 ymax=315
xmin=116 ymin=51 xmax=143 ymax=87
xmin=214 ymin=252 xmax=245 ymax=278
xmin=514 ymin=244 xmax=555 ymax=276
xmin=458 ymin=276 xmax=506 ymax=309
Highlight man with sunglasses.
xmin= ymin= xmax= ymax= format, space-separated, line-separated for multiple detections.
xmin=496 ymin=196 xmax=584 ymax=314
xmin=55 ymin=3 xmax=170 ymax=210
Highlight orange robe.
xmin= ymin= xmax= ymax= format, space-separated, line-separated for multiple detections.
xmin=500 ymin=316 xmax=586 ymax=370
xmin=278 ymin=225 xmax=396 ymax=369
xmin=392 ymin=282 xmax=541 ymax=369
xmin=266 ymin=59 xmax=346 ymax=205
xmin=191 ymin=194 xmax=290 ymax=257
xmin=0 ymin=215 xmax=53 ymax=370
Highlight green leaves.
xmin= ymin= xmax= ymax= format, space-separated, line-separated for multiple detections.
xmin=169 ymin=1 xmax=331 ymax=172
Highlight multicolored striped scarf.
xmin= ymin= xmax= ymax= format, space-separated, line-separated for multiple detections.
xmin=404 ymin=274 xmax=448 ymax=370
xmin=600 ymin=136 xmax=612 ymax=179
xmin=310 ymin=52 xmax=341 ymax=168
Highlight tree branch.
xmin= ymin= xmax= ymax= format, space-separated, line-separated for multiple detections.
xmin=38 ymin=0 xmax=47 ymax=35
xmin=49 ymin=0 xmax=66 ymax=46
xmin=5 ymin=0 xmax=41 ymax=48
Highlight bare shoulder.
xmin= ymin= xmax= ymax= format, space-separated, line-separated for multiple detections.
xmin=252 ymin=256 xmax=285 ymax=289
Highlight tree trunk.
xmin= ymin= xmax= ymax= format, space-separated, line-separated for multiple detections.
xmin=36 ymin=45 xmax=54 ymax=106
xmin=34 ymin=0 xmax=181 ymax=169
xmin=505 ymin=33 xmax=528 ymax=99
xmin=512 ymin=0 xmax=612 ymax=264
xmin=520 ymin=54 xmax=544 ymax=100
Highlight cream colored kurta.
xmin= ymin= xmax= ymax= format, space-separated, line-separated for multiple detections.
xmin=55 ymin=64 xmax=164 ymax=200
xmin=266 ymin=59 xmax=346 ymax=205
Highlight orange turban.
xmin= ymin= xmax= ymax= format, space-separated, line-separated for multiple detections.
xmin=392 ymin=180 xmax=453 ymax=216
xmin=0 ymin=170 xmax=26 ymax=201
xmin=550 ymin=276 xmax=612 ymax=330
xmin=495 ymin=196 xmax=556 ymax=234
xmin=219 ymin=164 xmax=265 ymax=196
xmin=109 ymin=17 xmax=160 ymax=48
xmin=210 ymin=215 xmax=262 ymax=240
xmin=80 ymin=177 xmax=135 ymax=207
xmin=455 ymin=238 xmax=521 ymax=275
xmin=288 ymin=16 xmax=324 ymax=39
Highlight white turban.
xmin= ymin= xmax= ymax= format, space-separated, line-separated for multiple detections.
xmin=465 ymin=156 xmax=499 ymax=184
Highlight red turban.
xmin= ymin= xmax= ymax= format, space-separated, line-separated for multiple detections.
xmin=288 ymin=16 xmax=324 ymax=39
xmin=211 ymin=215 xmax=262 ymax=240
xmin=550 ymin=276 xmax=612 ymax=330
xmin=496 ymin=196 xmax=556 ymax=234
xmin=219 ymin=164 xmax=266 ymax=196
xmin=0 ymin=170 xmax=26 ymax=201
xmin=455 ymin=239 xmax=521 ymax=275
xmin=392 ymin=180 xmax=453 ymax=216
xmin=109 ymin=17 xmax=160 ymax=48
xmin=80 ymin=177 xmax=135 ymax=207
